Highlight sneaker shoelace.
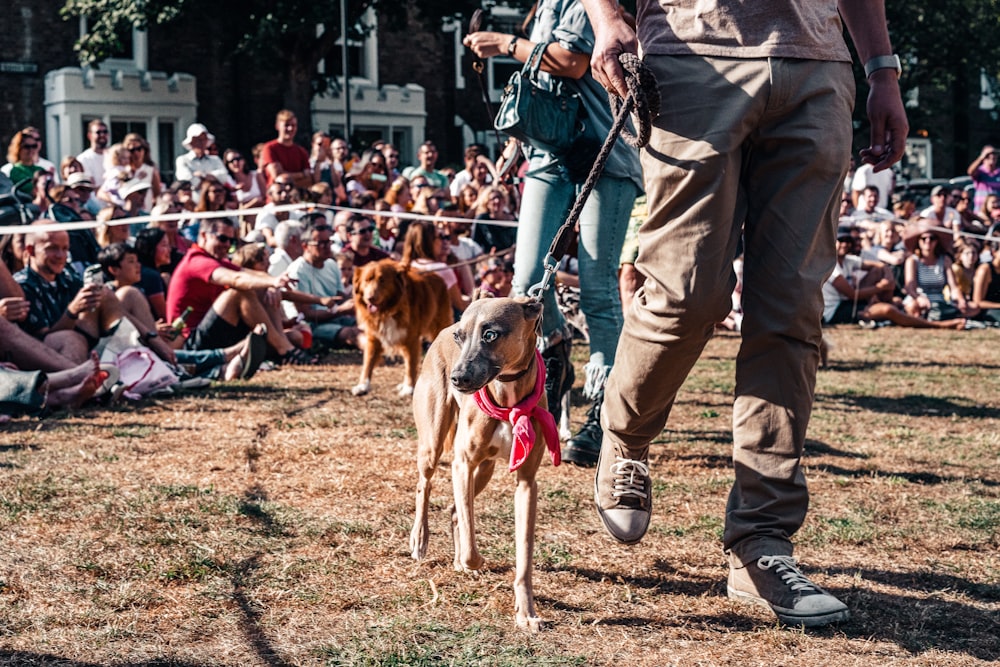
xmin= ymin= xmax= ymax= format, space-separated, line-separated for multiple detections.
xmin=610 ymin=456 xmax=650 ymax=501
xmin=757 ymin=556 xmax=822 ymax=593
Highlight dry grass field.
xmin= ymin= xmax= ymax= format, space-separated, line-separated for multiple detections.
xmin=1 ymin=326 xmax=998 ymax=666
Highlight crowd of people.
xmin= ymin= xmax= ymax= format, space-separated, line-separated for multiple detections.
xmin=2 ymin=111 xmax=998 ymax=421
xmin=827 ymin=154 xmax=1000 ymax=331
xmin=0 ymin=112 xmax=532 ymax=418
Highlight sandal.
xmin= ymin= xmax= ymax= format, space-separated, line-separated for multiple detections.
xmin=278 ymin=347 xmax=318 ymax=366
xmin=241 ymin=328 xmax=269 ymax=379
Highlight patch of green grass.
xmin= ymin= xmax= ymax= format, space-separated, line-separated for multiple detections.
xmin=111 ymin=426 xmax=156 ymax=438
xmin=313 ymin=620 xmax=584 ymax=666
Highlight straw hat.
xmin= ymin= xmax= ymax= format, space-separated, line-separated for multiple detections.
xmin=902 ymin=219 xmax=953 ymax=256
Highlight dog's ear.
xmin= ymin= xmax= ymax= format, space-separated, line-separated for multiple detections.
xmin=352 ymin=265 xmax=364 ymax=295
xmin=522 ymin=299 xmax=543 ymax=323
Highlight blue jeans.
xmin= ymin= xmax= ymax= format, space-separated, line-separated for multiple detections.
xmin=513 ymin=165 xmax=639 ymax=396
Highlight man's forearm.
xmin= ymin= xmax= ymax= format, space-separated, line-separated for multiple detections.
xmin=839 ymin=0 xmax=893 ymax=63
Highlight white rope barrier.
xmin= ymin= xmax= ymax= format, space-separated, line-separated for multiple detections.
xmin=0 ymin=202 xmax=519 ymax=237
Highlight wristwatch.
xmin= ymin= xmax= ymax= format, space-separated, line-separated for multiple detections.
xmin=864 ymin=54 xmax=902 ymax=79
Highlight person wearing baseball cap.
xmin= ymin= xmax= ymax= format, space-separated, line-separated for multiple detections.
xmin=919 ymin=185 xmax=961 ymax=232
xmin=174 ymin=123 xmax=227 ymax=197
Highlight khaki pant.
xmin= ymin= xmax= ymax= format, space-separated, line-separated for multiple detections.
xmin=602 ymin=55 xmax=855 ymax=565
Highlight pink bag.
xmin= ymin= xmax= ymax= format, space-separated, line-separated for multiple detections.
xmin=114 ymin=347 xmax=177 ymax=398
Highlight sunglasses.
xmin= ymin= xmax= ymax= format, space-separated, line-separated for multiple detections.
xmin=127 ymin=146 xmax=144 ymax=153
xmin=211 ymin=232 xmax=236 ymax=245
xmin=21 ymin=143 xmax=39 ymax=150
xmin=919 ymin=235 xmax=937 ymax=242
xmin=227 ymin=156 xmax=244 ymax=163
xmin=350 ymin=226 xmax=374 ymax=235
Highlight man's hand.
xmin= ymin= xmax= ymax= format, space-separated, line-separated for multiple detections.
xmin=858 ymin=71 xmax=909 ymax=173
xmin=70 ymin=284 xmax=105 ymax=316
xmin=0 ymin=297 xmax=30 ymax=322
xmin=581 ymin=1 xmax=638 ymax=98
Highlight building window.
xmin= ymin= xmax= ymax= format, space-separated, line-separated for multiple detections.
xmin=79 ymin=18 xmax=148 ymax=71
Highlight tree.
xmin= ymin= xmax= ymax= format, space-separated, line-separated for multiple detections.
xmin=850 ymin=0 xmax=1000 ymax=172
xmin=59 ymin=0 xmax=495 ymax=137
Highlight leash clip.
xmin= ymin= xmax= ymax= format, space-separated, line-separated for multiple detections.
xmin=527 ymin=252 xmax=559 ymax=301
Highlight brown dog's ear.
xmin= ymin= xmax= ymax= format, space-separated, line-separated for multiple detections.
xmin=353 ymin=264 xmax=364 ymax=295
xmin=522 ymin=299 xmax=543 ymax=323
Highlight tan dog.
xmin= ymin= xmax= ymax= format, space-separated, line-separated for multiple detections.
xmin=352 ymin=259 xmax=453 ymax=396
xmin=410 ymin=296 xmax=559 ymax=631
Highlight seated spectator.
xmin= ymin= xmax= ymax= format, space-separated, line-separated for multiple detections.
xmin=149 ymin=192 xmax=192 ymax=271
xmin=400 ymin=220 xmax=469 ymax=313
xmin=286 ymin=223 xmax=364 ymax=350
xmin=2 ymin=129 xmax=50 ymax=196
xmin=952 ymin=239 xmax=982 ymax=315
xmin=384 ymin=176 xmax=413 ymax=213
xmin=345 ymin=213 xmax=390 ymax=268
xmin=1 ymin=260 xmax=79 ymax=372
xmin=472 ymin=185 xmax=518 ymax=254
xmin=96 ymin=143 xmax=133 ymax=208
xmin=450 ymin=144 xmax=489 ymax=199
xmin=330 ymin=209 xmax=353 ymax=254
xmin=822 ymin=230 xmax=897 ymax=325
xmin=307 ymin=182 xmax=336 ymax=224
xmin=269 ymin=219 xmax=306 ymax=277
xmin=477 ymin=256 xmax=514 ymax=297
xmin=133 ymin=227 xmax=173 ymax=317
xmin=260 ymin=109 xmax=318 ymax=191
xmin=170 ymin=180 xmax=197 ymax=212
xmin=972 ymin=234 xmax=1000 ymax=324
xmin=165 ymin=217 xmax=315 ymax=365
xmin=13 ymin=223 xmax=156 ymax=363
xmin=96 ymin=205 xmax=132 ymax=248
xmin=978 ymin=193 xmax=1000 ymax=228
xmin=849 ymin=185 xmax=894 ymax=224
xmin=62 ymin=173 xmax=98 ymax=220
xmin=175 ymin=124 xmax=228 ymax=195
xmin=952 ymin=187 xmax=987 ymax=234
xmin=372 ymin=200 xmax=400 ymax=257
xmin=902 ymin=221 xmax=969 ymax=321
xmin=823 ymin=227 xmax=964 ymax=331
xmin=345 ymin=148 xmax=390 ymax=200
xmin=401 ymin=141 xmax=448 ymax=190
xmin=250 ymin=176 xmax=303 ymax=247
xmin=920 ymin=185 xmax=962 ymax=234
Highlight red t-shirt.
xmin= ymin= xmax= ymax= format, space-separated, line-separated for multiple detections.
xmin=166 ymin=245 xmax=241 ymax=330
xmin=260 ymin=140 xmax=310 ymax=186
xmin=352 ymin=247 xmax=390 ymax=269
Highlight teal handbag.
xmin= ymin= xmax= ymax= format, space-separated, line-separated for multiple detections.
xmin=494 ymin=42 xmax=584 ymax=156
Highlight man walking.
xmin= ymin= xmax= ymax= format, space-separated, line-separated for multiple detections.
xmin=581 ymin=0 xmax=907 ymax=627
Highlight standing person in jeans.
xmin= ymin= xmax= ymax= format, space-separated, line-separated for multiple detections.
xmin=463 ymin=0 xmax=643 ymax=463
xmin=580 ymin=0 xmax=908 ymax=627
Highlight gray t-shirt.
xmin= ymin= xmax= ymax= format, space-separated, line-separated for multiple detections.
xmin=636 ymin=0 xmax=852 ymax=62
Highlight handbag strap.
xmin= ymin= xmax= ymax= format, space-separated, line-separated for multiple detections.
xmin=522 ymin=42 xmax=549 ymax=81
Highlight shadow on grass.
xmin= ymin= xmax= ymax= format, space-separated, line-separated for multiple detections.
xmin=553 ymin=560 xmax=999 ymax=660
xmin=822 ymin=392 xmax=1000 ymax=420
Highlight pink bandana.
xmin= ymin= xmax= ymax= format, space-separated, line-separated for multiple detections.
xmin=472 ymin=349 xmax=561 ymax=472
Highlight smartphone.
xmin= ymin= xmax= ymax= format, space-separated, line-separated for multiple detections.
xmin=82 ymin=264 xmax=104 ymax=287
xmin=370 ymin=173 xmax=388 ymax=183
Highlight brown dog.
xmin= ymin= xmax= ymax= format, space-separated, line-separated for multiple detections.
xmin=410 ymin=296 xmax=559 ymax=631
xmin=352 ymin=259 xmax=453 ymax=396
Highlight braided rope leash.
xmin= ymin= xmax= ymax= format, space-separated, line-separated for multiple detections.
xmin=528 ymin=53 xmax=661 ymax=301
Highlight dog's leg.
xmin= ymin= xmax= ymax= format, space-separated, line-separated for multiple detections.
xmin=450 ymin=456 xmax=495 ymax=571
xmin=352 ymin=336 xmax=384 ymax=396
xmin=397 ymin=338 xmax=423 ymax=397
xmin=558 ymin=391 xmax=572 ymax=442
xmin=410 ymin=367 xmax=456 ymax=561
xmin=512 ymin=464 xmax=543 ymax=631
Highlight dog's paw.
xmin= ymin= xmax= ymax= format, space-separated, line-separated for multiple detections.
xmin=397 ymin=383 xmax=414 ymax=397
xmin=516 ymin=614 xmax=545 ymax=633
xmin=351 ymin=381 xmax=371 ymax=396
